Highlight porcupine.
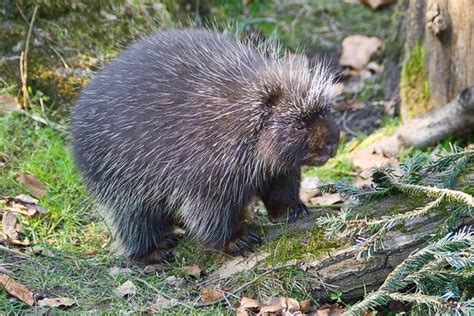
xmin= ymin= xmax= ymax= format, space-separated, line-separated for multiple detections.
xmin=71 ymin=28 xmax=340 ymax=262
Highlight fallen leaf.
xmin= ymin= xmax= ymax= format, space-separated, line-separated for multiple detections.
xmin=209 ymin=252 xmax=269 ymax=280
xmin=0 ymin=94 xmax=21 ymax=115
xmin=1 ymin=195 xmax=47 ymax=217
xmin=16 ymin=174 xmax=47 ymax=197
xmin=182 ymin=264 xmax=202 ymax=278
xmin=351 ymin=147 xmax=397 ymax=171
xmin=316 ymin=303 xmax=345 ymax=316
xmin=300 ymin=177 xmax=321 ymax=204
xmin=300 ymin=300 xmax=312 ymax=313
xmin=2 ymin=211 xmax=20 ymax=240
xmin=37 ymin=297 xmax=75 ymax=307
xmin=24 ymin=203 xmax=47 ymax=216
xmin=14 ymin=194 xmax=38 ymax=204
xmin=286 ymin=297 xmax=300 ymax=313
xmin=143 ymin=264 xmax=165 ymax=274
xmin=237 ymin=297 xmax=261 ymax=316
xmin=310 ymin=193 xmax=344 ymax=206
xmin=0 ymin=274 xmax=34 ymax=306
xmin=261 ymin=297 xmax=286 ymax=313
xmin=200 ymin=288 xmax=224 ymax=303
xmin=339 ymin=35 xmax=383 ymax=70
xmin=359 ymin=0 xmax=397 ymax=10
xmin=109 ymin=266 xmax=134 ymax=277
xmin=115 ymin=280 xmax=136 ymax=297
xmin=144 ymin=295 xmax=176 ymax=313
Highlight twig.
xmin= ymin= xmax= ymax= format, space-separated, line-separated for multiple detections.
xmin=195 ymin=261 xmax=299 ymax=307
xmin=0 ymin=245 xmax=28 ymax=258
xmin=19 ymin=4 xmax=39 ymax=109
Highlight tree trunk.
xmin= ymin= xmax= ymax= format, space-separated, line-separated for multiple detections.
xmin=401 ymin=0 xmax=474 ymax=121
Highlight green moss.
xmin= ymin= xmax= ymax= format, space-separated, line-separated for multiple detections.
xmin=400 ymin=43 xmax=431 ymax=121
xmin=266 ymin=229 xmax=339 ymax=265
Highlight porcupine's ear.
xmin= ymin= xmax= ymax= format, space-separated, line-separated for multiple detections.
xmin=260 ymin=84 xmax=282 ymax=109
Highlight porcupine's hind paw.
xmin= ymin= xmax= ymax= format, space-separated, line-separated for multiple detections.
xmin=286 ymin=202 xmax=310 ymax=223
xmin=132 ymin=248 xmax=174 ymax=264
xmin=131 ymin=231 xmax=184 ymax=264
xmin=224 ymin=232 xmax=263 ymax=254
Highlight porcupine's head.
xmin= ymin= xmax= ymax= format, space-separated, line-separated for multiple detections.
xmin=252 ymin=55 xmax=340 ymax=172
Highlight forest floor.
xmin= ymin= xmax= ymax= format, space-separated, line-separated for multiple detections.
xmin=1 ymin=1 xmax=470 ymax=314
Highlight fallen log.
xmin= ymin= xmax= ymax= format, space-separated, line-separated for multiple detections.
xmin=367 ymin=87 xmax=474 ymax=158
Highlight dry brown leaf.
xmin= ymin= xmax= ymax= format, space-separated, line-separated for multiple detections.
xmin=16 ymin=174 xmax=47 ymax=198
xmin=143 ymin=264 xmax=165 ymax=274
xmin=109 ymin=266 xmax=134 ymax=277
xmin=200 ymin=287 xmax=224 ymax=303
xmin=286 ymin=297 xmax=300 ymax=313
xmin=310 ymin=193 xmax=344 ymax=206
xmin=0 ymin=274 xmax=34 ymax=306
xmin=0 ymin=94 xmax=21 ymax=115
xmin=351 ymin=147 xmax=397 ymax=171
xmin=237 ymin=297 xmax=261 ymax=316
xmin=14 ymin=194 xmax=38 ymax=204
xmin=115 ymin=280 xmax=136 ymax=297
xmin=144 ymin=295 xmax=177 ymax=313
xmin=300 ymin=299 xmax=312 ymax=313
xmin=182 ymin=264 xmax=202 ymax=278
xmin=2 ymin=211 xmax=20 ymax=240
xmin=37 ymin=297 xmax=75 ymax=307
xmin=260 ymin=297 xmax=286 ymax=313
xmin=339 ymin=35 xmax=383 ymax=70
xmin=359 ymin=0 xmax=397 ymax=10
xmin=300 ymin=176 xmax=321 ymax=204
xmin=316 ymin=304 xmax=345 ymax=316
xmin=1 ymin=195 xmax=47 ymax=217
xmin=209 ymin=252 xmax=269 ymax=280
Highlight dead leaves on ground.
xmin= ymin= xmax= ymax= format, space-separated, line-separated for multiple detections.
xmin=182 ymin=264 xmax=202 ymax=278
xmin=1 ymin=194 xmax=48 ymax=247
xmin=339 ymin=35 xmax=383 ymax=71
xmin=16 ymin=173 xmax=48 ymax=198
xmin=236 ymin=296 xmax=341 ymax=315
xmin=0 ymin=274 xmax=34 ymax=306
xmin=115 ymin=280 xmax=137 ymax=297
xmin=359 ymin=0 xmax=397 ymax=10
xmin=200 ymin=287 xmax=224 ymax=303
xmin=0 ymin=274 xmax=76 ymax=308
xmin=37 ymin=297 xmax=75 ymax=308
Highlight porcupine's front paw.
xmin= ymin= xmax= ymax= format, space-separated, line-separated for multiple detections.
xmin=285 ymin=202 xmax=310 ymax=223
xmin=224 ymin=232 xmax=263 ymax=254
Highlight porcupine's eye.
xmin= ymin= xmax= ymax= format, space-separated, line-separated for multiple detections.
xmin=294 ymin=123 xmax=306 ymax=131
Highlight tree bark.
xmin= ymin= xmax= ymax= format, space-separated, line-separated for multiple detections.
xmin=401 ymin=0 xmax=474 ymax=120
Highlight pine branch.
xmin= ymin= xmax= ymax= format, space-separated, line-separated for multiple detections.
xmin=389 ymin=181 xmax=473 ymax=207
xmin=343 ymin=228 xmax=474 ymax=316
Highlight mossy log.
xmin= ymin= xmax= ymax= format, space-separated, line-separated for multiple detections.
xmin=266 ymin=209 xmax=471 ymax=302
xmin=360 ymin=87 xmax=474 ymax=157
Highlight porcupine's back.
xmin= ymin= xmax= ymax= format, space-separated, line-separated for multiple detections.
xmin=71 ymin=29 xmax=270 ymax=209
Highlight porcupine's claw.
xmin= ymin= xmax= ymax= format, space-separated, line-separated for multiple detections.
xmin=225 ymin=231 xmax=263 ymax=254
xmin=286 ymin=203 xmax=310 ymax=223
